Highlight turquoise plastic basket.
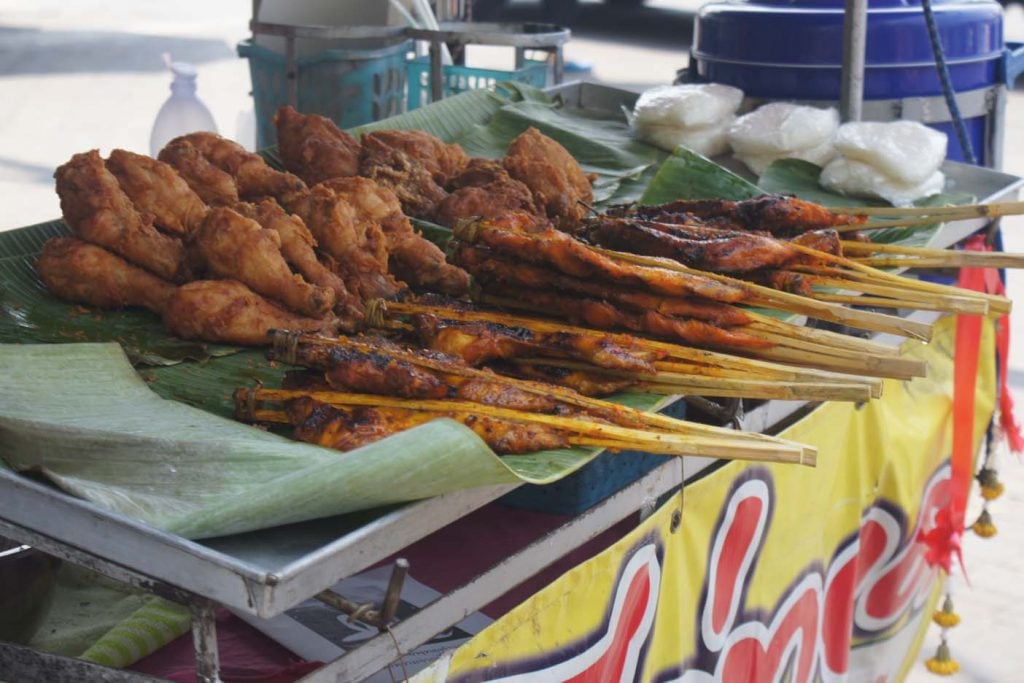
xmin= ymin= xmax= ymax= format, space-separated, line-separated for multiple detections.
xmin=407 ymin=56 xmax=548 ymax=110
xmin=238 ymin=39 xmax=410 ymax=149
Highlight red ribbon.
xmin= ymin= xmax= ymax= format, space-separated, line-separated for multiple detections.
xmin=920 ymin=234 xmax=1020 ymax=576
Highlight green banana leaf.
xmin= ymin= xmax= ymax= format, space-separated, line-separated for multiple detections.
xmin=639 ymin=147 xmax=761 ymax=205
xmin=0 ymin=342 xmax=668 ymax=539
xmin=0 ymin=220 xmax=239 ymax=367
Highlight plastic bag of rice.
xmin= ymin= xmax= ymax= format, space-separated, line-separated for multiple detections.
xmin=632 ymin=83 xmax=743 ymax=155
xmin=820 ymin=157 xmax=946 ymax=207
xmin=727 ymin=102 xmax=839 ymax=175
xmin=833 ymin=120 xmax=947 ymax=184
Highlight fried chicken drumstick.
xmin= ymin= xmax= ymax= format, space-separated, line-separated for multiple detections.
xmin=192 ymin=207 xmax=335 ymax=318
xmin=54 ymin=150 xmax=189 ymax=282
xmin=157 ymin=138 xmax=241 ymax=206
xmin=274 ymin=105 xmax=361 ymax=185
xmin=164 ymin=280 xmax=335 ymax=345
xmin=503 ymin=127 xmax=595 ymax=229
xmin=319 ymin=177 xmax=469 ymax=296
xmin=105 ymin=149 xmax=208 ymax=237
xmin=37 ymin=237 xmax=177 ymax=314
xmin=232 ymin=199 xmax=364 ymax=325
xmin=166 ymin=132 xmax=307 ymax=203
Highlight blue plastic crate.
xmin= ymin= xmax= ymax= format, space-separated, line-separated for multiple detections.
xmin=500 ymin=400 xmax=686 ymax=516
xmin=238 ymin=39 xmax=410 ymax=150
xmin=407 ymin=56 xmax=548 ymax=110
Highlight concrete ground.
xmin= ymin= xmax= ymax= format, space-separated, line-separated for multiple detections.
xmin=1 ymin=1 xmax=1022 ymax=679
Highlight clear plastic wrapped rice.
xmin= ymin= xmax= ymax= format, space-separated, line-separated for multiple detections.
xmin=734 ymin=137 xmax=838 ymax=177
xmin=833 ymin=120 xmax=948 ymax=184
xmin=727 ymin=102 xmax=839 ymax=156
xmin=820 ymin=157 xmax=946 ymax=207
xmin=635 ymin=116 xmax=735 ymax=157
xmin=632 ymin=83 xmax=744 ymax=129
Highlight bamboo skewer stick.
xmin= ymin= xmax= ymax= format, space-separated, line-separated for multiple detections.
xmin=830 ymin=200 xmax=1024 ymax=219
xmin=812 ymin=292 xmax=970 ymax=312
xmin=238 ymin=388 xmax=815 ymax=465
xmin=786 ymin=243 xmax=1012 ymax=316
xmin=802 ymin=275 xmax=989 ymax=315
xmin=744 ymin=313 xmax=900 ymax=357
xmin=841 ymin=239 xmax=1024 ymax=269
xmin=829 ymin=216 xmax=951 ymax=234
xmin=372 ymin=298 xmax=881 ymax=384
xmin=853 ymin=255 xmax=1024 ymax=269
xmin=753 ymin=345 xmax=926 ymax=380
xmin=590 ymin=247 xmax=934 ymax=340
xmin=516 ymin=357 xmax=874 ymax=402
xmin=651 ymin=359 xmax=883 ymax=395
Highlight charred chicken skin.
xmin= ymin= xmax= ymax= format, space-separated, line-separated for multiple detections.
xmin=37 ymin=237 xmax=177 ymax=314
xmin=105 ymin=149 xmax=208 ymax=237
xmin=454 ymin=243 xmax=751 ymax=327
xmin=167 ymin=132 xmax=307 ymax=203
xmin=54 ymin=150 xmax=189 ymax=282
xmin=613 ymin=195 xmax=866 ymax=237
xmin=413 ymin=313 xmax=659 ymax=374
xmin=480 ymin=285 xmax=772 ymax=351
xmin=580 ymin=217 xmax=802 ymax=274
xmin=318 ymin=177 xmax=470 ymax=296
xmin=157 ymin=138 xmax=241 ymax=206
xmin=271 ymin=336 xmax=564 ymax=413
xmin=435 ymin=159 xmax=544 ymax=227
xmin=286 ymin=397 xmax=569 ymax=454
xmin=163 ymin=279 xmax=335 ymax=345
xmin=501 ymin=362 xmax=637 ymax=398
xmin=503 ymin=127 xmax=595 ymax=229
xmin=456 ymin=221 xmax=749 ymax=302
xmin=273 ymin=105 xmax=361 ymax=186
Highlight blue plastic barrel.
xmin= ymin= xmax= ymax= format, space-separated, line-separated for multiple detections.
xmin=690 ymin=0 xmax=1020 ymax=166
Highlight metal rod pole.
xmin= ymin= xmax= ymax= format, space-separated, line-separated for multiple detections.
xmin=285 ymin=34 xmax=299 ymax=109
xmin=429 ymin=40 xmax=444 ymax=103
xmin=380 ymin=558 xmax=410 ymax=625
xmin=840 ymin=0 xmax=868 ymax=122
xmin=191 ymin=600 xmax=221 ymax=683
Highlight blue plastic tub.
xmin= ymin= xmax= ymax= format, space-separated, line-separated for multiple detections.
xmin=407 ymin=56 xmax=548 ymax=110
xmin=238 ymin=39 xmax=410 ymax=149
xmin=690 ymin=0 xmax=1021 ymax=166
xmin=499 ymin=399 xmax=686 ymax=516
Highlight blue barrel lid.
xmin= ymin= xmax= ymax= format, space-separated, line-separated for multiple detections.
xmin=693 ymin=0 xmax=1004 ymax=68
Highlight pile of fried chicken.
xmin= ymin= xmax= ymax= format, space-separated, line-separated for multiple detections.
xmin=39 ymin=109 xmax=595 ymax=346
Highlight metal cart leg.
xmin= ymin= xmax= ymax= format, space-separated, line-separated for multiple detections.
xmin=191 ymin=600 xmax=221 ymax=683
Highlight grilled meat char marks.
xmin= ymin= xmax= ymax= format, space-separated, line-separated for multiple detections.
xmin=465 ymin=223 xmax=749 ymax=302
xmin=287 ymin=397 xmax=569 ymax=454
xmin=454 ymin=243 xmax=750 ymax=328
xmin=413 ymin=314 xmax=658 ymax=374
xmin=580 ymin=218 xmax=801 ymax=274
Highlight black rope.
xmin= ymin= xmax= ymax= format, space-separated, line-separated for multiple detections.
xmin=921 ymin=0 xmax=978 ymax=165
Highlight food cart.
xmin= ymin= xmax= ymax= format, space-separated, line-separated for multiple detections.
xmin=1 ymin=3 xmax=1022 ymax=682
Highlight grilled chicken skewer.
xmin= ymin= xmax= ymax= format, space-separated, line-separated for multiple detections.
xmin=236 ymin=388 xmax=815 ymax=464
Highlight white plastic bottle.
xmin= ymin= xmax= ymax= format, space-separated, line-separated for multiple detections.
xmin=149 ymin=61 xmax=218 ymax=157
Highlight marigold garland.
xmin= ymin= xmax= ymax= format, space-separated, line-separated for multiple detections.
xmin=925 ymin=641 xmax=960 ymax=676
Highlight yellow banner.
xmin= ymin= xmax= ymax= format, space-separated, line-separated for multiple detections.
xmin=414 ymin=314 xmax=995 ymax=682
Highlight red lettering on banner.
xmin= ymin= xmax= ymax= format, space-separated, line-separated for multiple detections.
xmin=663 ymin=466 xmax=950 ymax=683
